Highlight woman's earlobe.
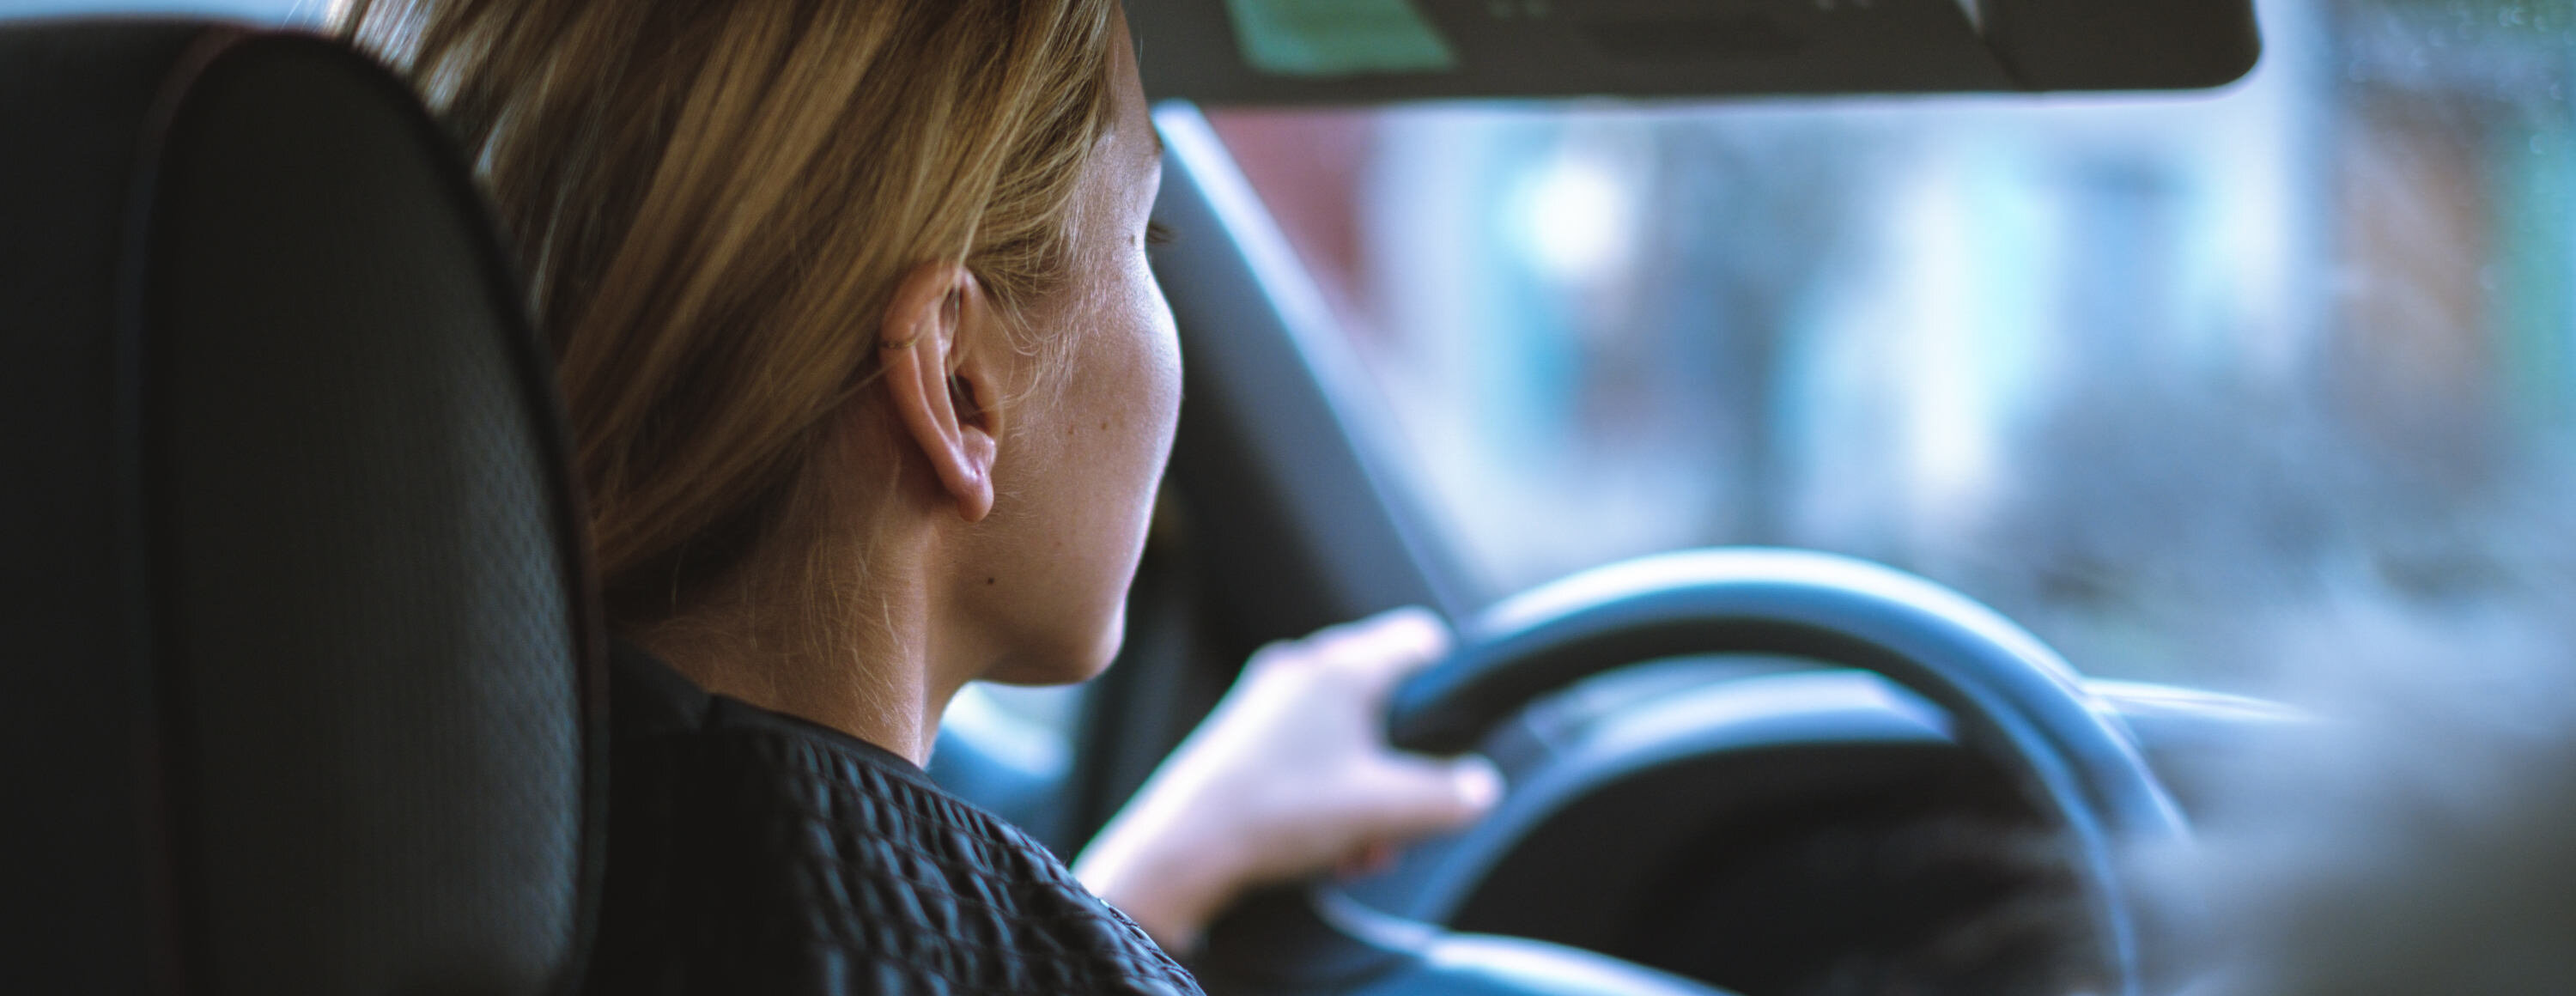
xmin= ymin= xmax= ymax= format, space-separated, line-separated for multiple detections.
xmin=954 ymin=428 xmax=998 ymax=523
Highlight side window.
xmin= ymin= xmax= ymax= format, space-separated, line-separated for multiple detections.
xmin=1207 ymin=0 xmax=2576 ymax=692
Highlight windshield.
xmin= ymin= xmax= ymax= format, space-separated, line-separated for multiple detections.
xmin=1207 ymin=0 xmax=2576 ymax=690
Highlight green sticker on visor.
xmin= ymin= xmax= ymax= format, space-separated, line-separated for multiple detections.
xmin=1223 ymin=0 xmax=1460 ymax=77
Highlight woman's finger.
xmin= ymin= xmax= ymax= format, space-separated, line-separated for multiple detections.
xmin=1358 ymin=754 xmax=1506 ymax=841
xmin=1306 ymin=605 xmax=1451 ymax=695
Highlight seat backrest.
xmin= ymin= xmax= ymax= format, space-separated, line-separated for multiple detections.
xmin=0 ymin=21 xmax=601 ymax=994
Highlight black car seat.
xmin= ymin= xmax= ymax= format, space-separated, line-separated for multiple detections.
xmin=0 ymin=21 xmax=603 ymax=994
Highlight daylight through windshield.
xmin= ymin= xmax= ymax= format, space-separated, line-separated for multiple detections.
xmin=1211 ymin=0 xmax=2576 ymax=689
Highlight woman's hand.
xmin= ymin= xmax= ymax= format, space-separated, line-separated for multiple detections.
xmin=1072 ymin=607 xmax=1506 ymax=955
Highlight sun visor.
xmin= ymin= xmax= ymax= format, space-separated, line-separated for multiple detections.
xmin=1132 ymin=0 xmax=2260 ymax=105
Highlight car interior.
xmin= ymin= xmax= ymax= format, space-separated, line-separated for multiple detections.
xmin=10 ymin=1 xmax=2564 ymax=994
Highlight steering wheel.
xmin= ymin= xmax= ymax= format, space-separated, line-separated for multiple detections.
xmin=1194 ymin=549 xmax=2197 ymax=996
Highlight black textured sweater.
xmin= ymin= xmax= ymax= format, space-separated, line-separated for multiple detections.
xmin=582 ymin=642 xmax=1205 ymax=996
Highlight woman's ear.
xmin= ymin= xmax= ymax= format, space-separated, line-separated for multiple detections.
xmin=880 ymin=262 xmax=1005 ymax=523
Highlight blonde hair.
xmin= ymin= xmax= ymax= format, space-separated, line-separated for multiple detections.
xmin=339 ymin=0 xmax=1118 ymax=626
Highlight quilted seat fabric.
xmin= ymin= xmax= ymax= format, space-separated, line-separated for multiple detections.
xmin=586 ymin=642 xmax=1203 ymax=995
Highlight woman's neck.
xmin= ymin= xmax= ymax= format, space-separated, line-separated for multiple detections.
xmin=631 ymin=537 xmax=971 ymax=765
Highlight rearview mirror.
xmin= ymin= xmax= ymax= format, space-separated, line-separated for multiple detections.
xmin=1132 ymin=0 xmax=2261 ymax=104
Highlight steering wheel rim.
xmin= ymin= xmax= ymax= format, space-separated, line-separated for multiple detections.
xmin=1201 ymin=548 xmax=2197 ymax=996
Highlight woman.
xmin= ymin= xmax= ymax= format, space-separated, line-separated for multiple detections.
xmin=336 ymin=0 xmax=1503 ymax=991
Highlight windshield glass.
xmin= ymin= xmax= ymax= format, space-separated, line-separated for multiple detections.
xmin=1207 ymin=0 xmax=2576 ymax=690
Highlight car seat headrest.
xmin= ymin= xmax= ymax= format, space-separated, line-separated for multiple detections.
xmin=0 ymin=21 xmax=602 ymax=993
